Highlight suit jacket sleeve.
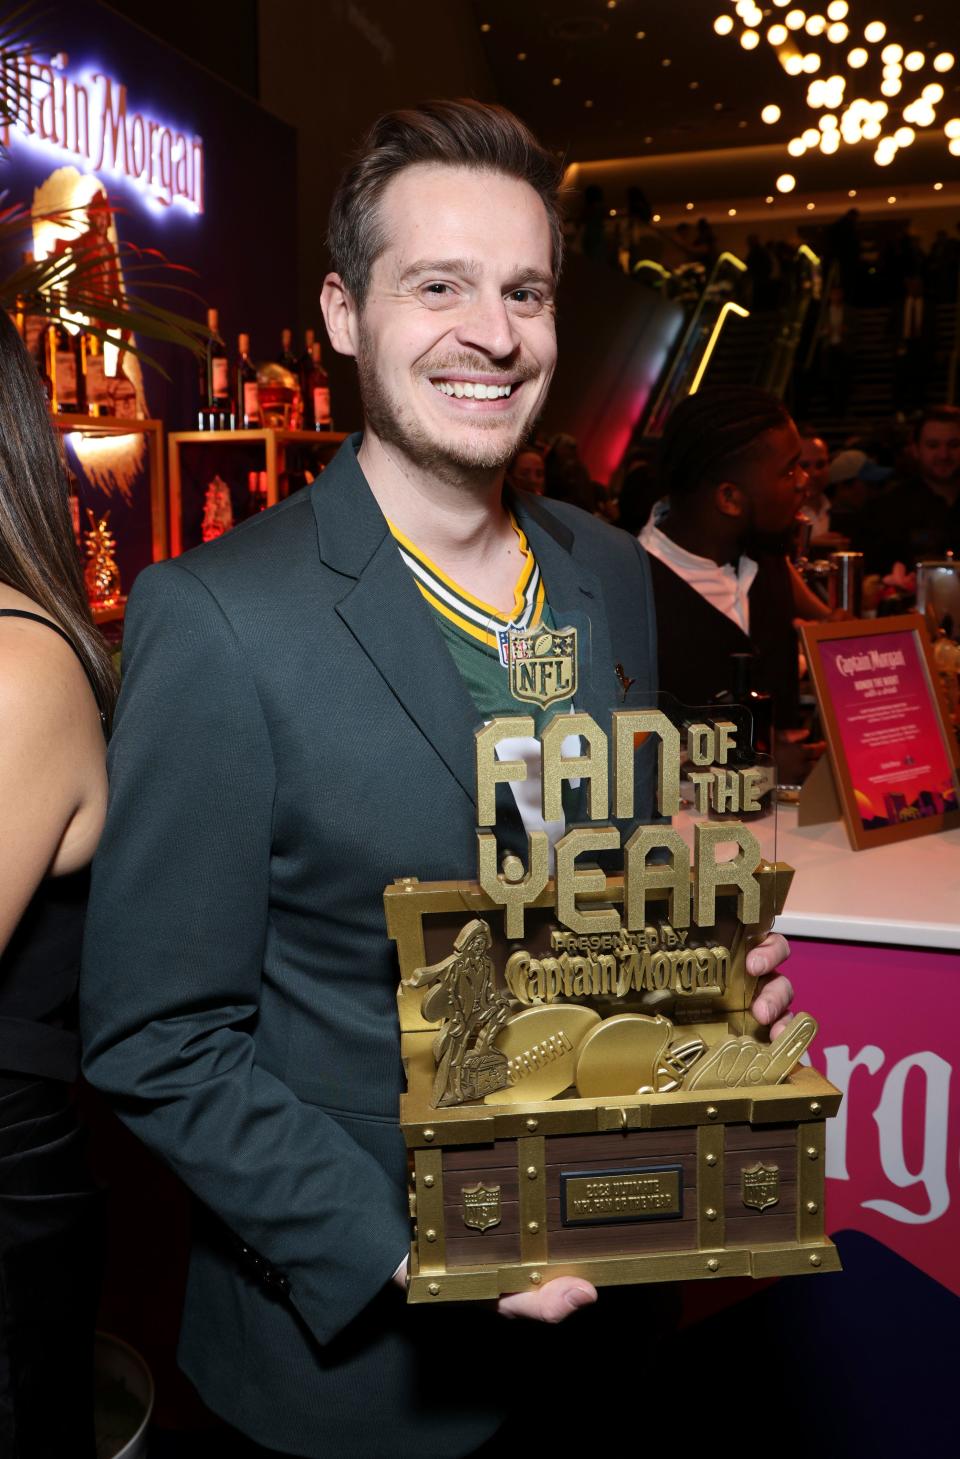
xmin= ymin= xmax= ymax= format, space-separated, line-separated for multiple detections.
xmin=80 ymin=560 xmax=410 ymax=1346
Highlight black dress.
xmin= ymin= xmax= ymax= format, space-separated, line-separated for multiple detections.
xmin=0 ymin=610 xmax=103 ymax=1458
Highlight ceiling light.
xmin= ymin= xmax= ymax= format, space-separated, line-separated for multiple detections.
xmin=584 ymin=99 xmax=594 ymax=107
xmin=881 ymin=77 xmax=902 ymax=96
xmin=945 ymin=119 xmax=960 ymax=139
xmin=914 ymin=104 xmax=936 ymax=126
xmin=768 ymin=24 xmax=789 ymax=44
xmin=922 ymin=82 xmax=944 ymax=102
xmin=806 ymin=201 xmax=816 ymax=209
xmin=881 ymin=43 xmax=903 ymax=63
xmin=951 ymin=138 xmax=960 ymax=156
xmin=762 ymin=104 xmax=782 ymax=123
xmin=819 ymin=113 xmax=838 ymax=129
xmin=552 ymin=76 xmax=562 ymax=85
xmin=864 ymin=21 xmax=886 ymax=43
xmin=728 ymin=208 xmax=738 ymax=216
xmin=480 ymin=21 xmax=491 ymax=31
xmin=933 ymin=52 xmax=955 ymax=72
xmin=887 ymin=195 xmax=897 ymax=203
xmin=802 ymin=53 xmax=821 ymax=71
xmin=826 ymin=0 xmax=848 ymax=18
xmin=883 ymin=64 xmax=902 ymax=79
xmin=802 ymin=126 xmax=821 ymax=145
xmin=826 ymin=22 xmax=848 ymax=42
xmin=662 ymin=57 xmax=673 ymax=66
xmin=744 ymin=3 xmax=764 ymax=21
xmin=847 ymin=47 xmax=868 ymax=67
xmin=517 ymin=51 xmax=527 ymax=60
xmin=895 ymin=126 xmax=916 ymax=146
xmin=652 ymin=212 xmax=661 ymax=221
xmin=821 ymin=131 xmax=840 ymax=152
xmin=785 ymin=10 xmax=806 ymax=30
xmin=784 ymin=54 xmax=805 ymax=74
xmin=777 ymin=172 xmax=797 ymax=192
xmin=807 ymin=79 xmax=826 ymax=105
xmin=765 ymin=195 xmax=775 ymax=202
xmin=686 ymin=201 xmax=695 ymax=210
xmin=904 ymin=51 xmax=925 ymax=70
xmin=741 ymin=30 xmax=760 ymax=49
xmin=848 ymin=189 xmax=857 ymax=197
xmin=788 ymin=136 xmax=808 ymax=155
xmin=872 ymin=100 xmax=888 ymax=118
xmin=932 ymin=182 xmax=942 ymax=191
xmin=806 ymin=14 xmax=827 ymax=35
xmin=714 ymin=13 xmax=734 ymax=33
xmin=862 ymin=119 xmax=882 ymax=139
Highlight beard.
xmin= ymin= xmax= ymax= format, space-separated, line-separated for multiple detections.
xmin=356 ymin=329 xmax=544 ymax=482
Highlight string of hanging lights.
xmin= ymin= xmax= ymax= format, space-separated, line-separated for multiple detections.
xmin=712 ymin=1 xmax=957 ymax=194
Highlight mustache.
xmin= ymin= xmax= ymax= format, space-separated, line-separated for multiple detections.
xmin=419 ymin=352 xmax=540 ymax=381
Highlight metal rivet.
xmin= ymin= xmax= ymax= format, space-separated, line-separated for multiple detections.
xmin=525 ymin=1117 xmax=539 ymax=1131
xmin=706 ymin=1106 xmax=718 ymax=1119
xmin=423 ymin=1174 xmax=435 ymax=1188
xmin=705 ymin=1153 xmax=718 ymax=1166
xmin=425 ymin=1229 xmax=437 ymax=1242
xmin=527 ymin=1221 xmax=540 ymax=1234
xmin=810 ymin=1254 xmax=822 ymax=1267
xmin=707 ymin=1258 xmax=720 ymax=1272
xmin=806 ymin=1145 xmax=819 ymax=1159
xmin=527 ymin=1165 xmax=538 ymax=1179
xmin=705 ymin=1207 xmax=717 ymax=1220
xmin=423 ymin=1129 xmax=435 ymax=1142
xmin=809 ymin=1101 xmax=822 ymax=1113
xmin=806 ymin=1200 xmax=818 ymax=1213
xmin=530 ymin=1270 xmax=542 ymax=1285
xmin=428 ymin=1282 xmax=440 ymax=1296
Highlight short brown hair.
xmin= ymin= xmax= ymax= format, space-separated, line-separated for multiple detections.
xmin=328 ymin=99 xmax=565 ymax=305
xmin=915 ymin=405 xmax=960 ymax=441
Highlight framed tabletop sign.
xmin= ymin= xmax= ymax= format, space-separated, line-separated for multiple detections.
xmin=800 ymin=614 xmax=960 ymax=850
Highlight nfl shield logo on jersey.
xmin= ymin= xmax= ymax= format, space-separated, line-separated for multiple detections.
xmin=508 ymin=625 xmax=578 ymax=708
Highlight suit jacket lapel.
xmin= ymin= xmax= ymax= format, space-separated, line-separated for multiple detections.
xmin=311 ymin=439 xmax=481 ymax=805
xmin=511 ymin=492 xmax=620 ymax=733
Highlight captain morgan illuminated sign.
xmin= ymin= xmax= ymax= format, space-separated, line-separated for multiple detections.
xmin=0 ymin=50 xmax=204 ymax=214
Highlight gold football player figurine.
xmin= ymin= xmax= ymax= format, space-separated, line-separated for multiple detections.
xmin=405 ymin=919 xmax=511 ymax=1107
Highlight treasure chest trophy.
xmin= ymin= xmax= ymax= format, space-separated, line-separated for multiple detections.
xmin=386 ymin=675 xmax=841 ymax=1303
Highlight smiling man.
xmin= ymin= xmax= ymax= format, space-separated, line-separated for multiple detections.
xmin=81 ymin=103 xmax=793 ymax=1459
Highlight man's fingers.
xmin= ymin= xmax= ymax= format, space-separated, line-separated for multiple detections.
xmin=745 ymin=931 xmax=791 ymax=978
xmin=497 ymin=1277 xmax=597 ymax=1322
xmin=751 ymin=972 xmax=794 ymax=1028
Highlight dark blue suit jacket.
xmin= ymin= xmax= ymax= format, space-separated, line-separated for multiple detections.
xmin=80 ymin=436 xmax=657 ymax=1456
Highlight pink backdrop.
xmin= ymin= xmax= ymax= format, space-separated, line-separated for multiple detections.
xmin=791 ymin=936 xmax=960 ymax=1296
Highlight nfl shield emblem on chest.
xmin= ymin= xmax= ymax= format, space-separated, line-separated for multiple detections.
xmin=741 ymin=1161 xmax=780 ymax=1211
xmin=461 ymin=1182 xmax=502 ymax=1231
xmin=508 ymin=625 xmax=578 ymax=708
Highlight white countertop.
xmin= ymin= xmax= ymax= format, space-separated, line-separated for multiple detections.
xmin=773 ymin=805 xmax=960 ymax=950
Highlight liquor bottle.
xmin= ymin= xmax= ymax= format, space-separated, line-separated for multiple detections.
xmin=308 ymin=341 xmax=333 ymax=431
xmin=45 ymin=300 xmax=83 ymax=415
xmin=297 ymin=328 xmax=316 ymax=426
xmin=726 ymin=651 xmax=773 ymax=760
xmin=278 ymin=328 xmax=298 ymax=371
xmin=200 ymin=306 xmax=231 ymax=428
xmin=236 ymin=333 xmax=260 ymax=428
xmin=16 ymin=252 xmax=48 ymax=364
xmin=82 ymin=333 xmax=109 ymax=417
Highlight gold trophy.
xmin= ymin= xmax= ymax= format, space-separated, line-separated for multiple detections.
xmin=386 ymin=701 xmax=841 ymax=1302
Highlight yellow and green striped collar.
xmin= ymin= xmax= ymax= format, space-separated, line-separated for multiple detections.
xmin=388 ymin=514 xmax=545 ymax=651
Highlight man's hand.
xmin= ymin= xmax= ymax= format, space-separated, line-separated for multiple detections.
xmin=746 ymin=932 xmax=793 ymax=1039
xmin=393 ymin=1260 xmax=597 ymax=1320
xmin=497 ymin=1279 xmax=597 ymax=1321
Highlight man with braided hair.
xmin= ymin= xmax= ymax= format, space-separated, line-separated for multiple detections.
xmin=640 ymin=385 xmax=810 ymax=737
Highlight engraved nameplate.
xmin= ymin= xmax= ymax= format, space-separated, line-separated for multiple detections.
xmin=560 ymin=1165 xmax=683 ymax=1226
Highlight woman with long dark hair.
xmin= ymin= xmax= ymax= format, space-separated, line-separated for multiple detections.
xmin=0 ymin=306 xmax=116 ymax=1456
